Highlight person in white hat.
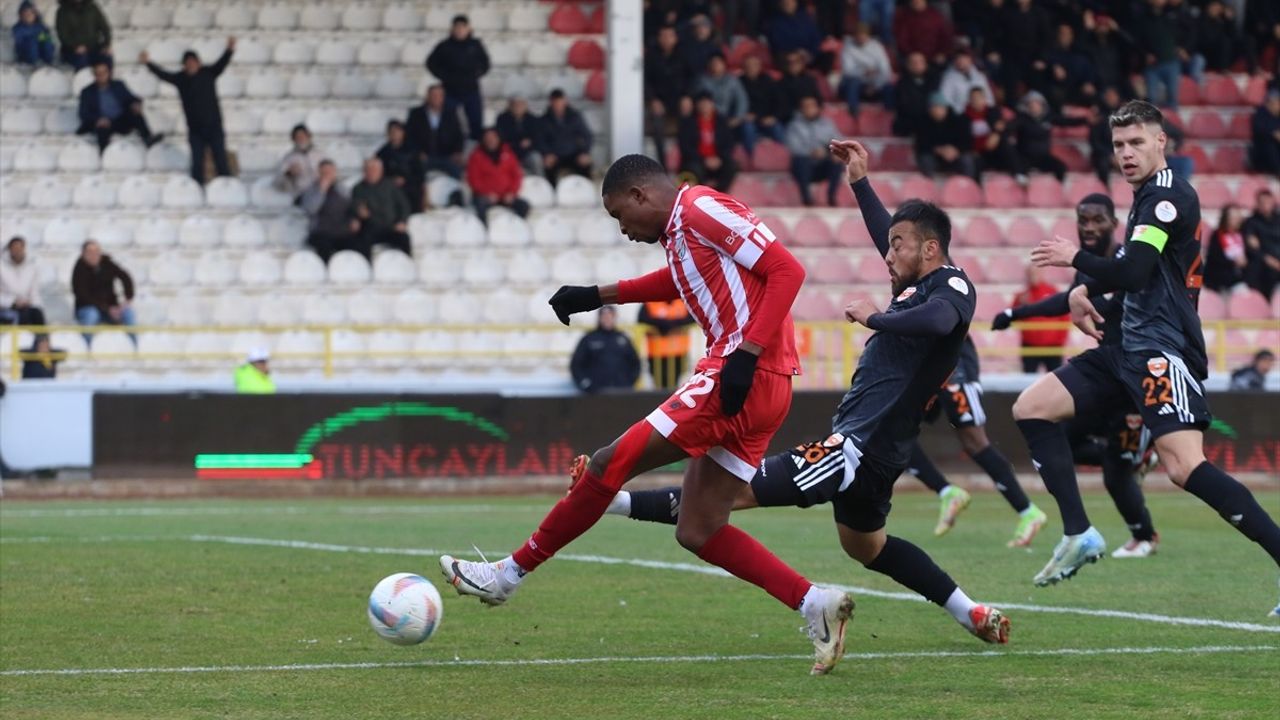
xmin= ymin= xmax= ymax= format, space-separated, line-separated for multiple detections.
xmin=234 ymin=347 xmax=275 ymax=394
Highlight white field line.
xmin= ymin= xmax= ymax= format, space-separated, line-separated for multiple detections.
xmin=1 ymin=645 xmax=1275 ymax=678
xmin=0 ymin=504 xmax=540 ymax=519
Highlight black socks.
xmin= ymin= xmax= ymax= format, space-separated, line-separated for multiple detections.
xmin=1184 ymin=462 xmax=1280 ymax=566
xmin=865 ymin=535 xmax=958 ymax=606
xmin=969 ymin=445 xmax=1031 ymax=513
xmin=1017 ymin=418 xmax=1091 ymax=535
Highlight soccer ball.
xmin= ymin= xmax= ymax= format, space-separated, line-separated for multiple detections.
xmin=367 ymin=572 xmax=443 ymax=645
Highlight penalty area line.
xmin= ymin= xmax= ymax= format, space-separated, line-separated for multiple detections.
xmin=1 ymin=645 xmax=1275 ymax=678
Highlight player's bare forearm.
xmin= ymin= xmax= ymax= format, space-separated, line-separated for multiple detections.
xmin=598 ymin=283 xmax=620 ymax=304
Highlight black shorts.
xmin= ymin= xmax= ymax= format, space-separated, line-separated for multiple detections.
xmin=830 ymin=451 xmax=902 ymax=533
xmin=933 ymin=380 xmax=986 ymax=428
xmin=1056 ymin=345 xmax=1211 ymax=440
xmin=752 ymin=433 xmax=848 ymax=509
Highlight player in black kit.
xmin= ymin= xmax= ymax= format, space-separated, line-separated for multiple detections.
xmin=1015 ymin=101 xmax=1280 ymax=606
xmin=587 ymin=140 xmax=1013 ymax=644
xmin=993 ymin=193 xmax=1162 ymax=558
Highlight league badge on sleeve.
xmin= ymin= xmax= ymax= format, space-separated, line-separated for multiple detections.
xmin=1155 ymin=200 xmax=1177 ymax=223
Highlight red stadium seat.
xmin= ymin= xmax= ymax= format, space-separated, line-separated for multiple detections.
xmin=548 ymin=3 xmax=589 ymax=34
xmin=1026 ymin=176 xmax=1065 ymax=208
xmin=900 ymin=176 xmax=940 ymax=203
xmin=959 ymin=216 xmax=1004 ymax=247
xmin=756 ymin=213 xmax=792 ymax=242
xmin=949 ymin=253 xmax=986 ymax=282
xmin=729 ymin=173 xmax=769 ymax=206
xmin=941 ymin=176 xmax=982 ymax=206
xmin=810 ymin=255 xmax=857 ymax=283
xmin=792 ymin=215 xmax=836 ymax=246
xmin=1197 ymin=291 xmax=1227 ymax=320
xmin=982 ymin=175 xmax=1026 ymax=208
xmin=1227 ymin=112 xmax=1251 ymax=140
xmin=858 ymin=107 xmax=893 ymax=136
xmin=1244 ymin=75 xmax=1269 ymax=106
xmin=1108 ymin=176 xmax=1135 ymax=205
xmin=1041 ymin=265 xmax=1075 ymax=286
xmin=1180 ymin=144 xmax=1210 ymax=172
xmin=1228 ymin=290 xmax=1271 ymax=319
xmin=751 ymin=139 xmax=790 ymax=171
xmin=1236 ymin=177 xmax=1279 ymax=207
xmin=725 ymin=38 xmax=769 ymax=71
xmin=587 ymin=5 xmax=605 ymax=33
xmin=878 ymin=142 xmax=915 ymax=171
xmin=1210 ymin=144 xmax=1246 ymax=173
xmin=835 ymin=215 xmax=874 ymax=248
xmin=1195 ymin=178 xmax=1231 ymax=209
xmin=1188 ymin=111 xmax=1228 ymax=139
xmin=767 ymin=176 xmax=804 ymax=206
xmin=567 ymin=40 xmax=605 ymax=70
xmin=1051 ymin=216 xmax=1078 ymax=242
xmin=1204 ymin=75 xmax=1242 ymax=105
xmin=1063 ymin=174 xmax=1108 ymax=204
xmin=857 ymin=176 xmax=897 ymax=206
xmin=793 ymin=289 xmax=837 ymax=321
xmin=974 ymin=292 xmax=1008 ymax=322
xmin=584 ymin=71 xmax=605 ymax=102
xmin=984 ymin=254 xmax=1028 ymax=283
xmin=855 ymin=254 xmax=888 ymax=282
xmin=1007 ymin=216 xmax=1048 ymax=246
xmin=1052 ymin=142 xmax=1090 ymax=172
xmin=1178 ymin=76 xmax=1201 ymax=106
xmin=823 ymin=105 xmax=857 ymax=135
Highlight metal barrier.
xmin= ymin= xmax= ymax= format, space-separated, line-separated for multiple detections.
xmin=3 ymin=320 xmax=1277 ymax=387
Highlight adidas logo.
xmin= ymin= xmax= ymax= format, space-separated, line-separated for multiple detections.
xmin=1157 ymin=405 xmax=1175 ymax=415
xmin=792 ymin=456 xmax=805 ymax=469
xmin=1229 ymin=513 xmax=1243 ymax=526
xmin=1031 ymin=459 xmax=1042 ymax=471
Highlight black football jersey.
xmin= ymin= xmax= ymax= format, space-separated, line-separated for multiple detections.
xmin=1073 ymin=246 xmax=1127 ymax=349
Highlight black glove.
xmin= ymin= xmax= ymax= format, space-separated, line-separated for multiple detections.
xmin=991 ymin=309 xmax=1014 ymax=331
xmin=719 ymin=349 xmax=758 ymax=417
xmin=548 ymin=285 xmax=602 ymax=326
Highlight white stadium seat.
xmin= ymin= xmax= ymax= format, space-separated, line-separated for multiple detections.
xmin=43 ymin=107 xmax=79 ymax=134
xmin=223 ymin=106 xmax=263 ymax=134
xmin=172 ymin=3 xmax=215 ymax=29
xmin=486 ymin=210 xmax=532 ymax=246
xmin=331 ymin=70 xmax=374 ymax=99
xmin=436 ymin=292 xmax=480 ymax=325
xmin=101 ymin=140 xmax=145 ymax=172
xmin=348 ymin=107 xmax=394 ymax=136
xmin=359 ymin=41 xmax=401 ymax=66
xmin=302 ymin=295 xmax=347 ymax=324
xmin=146 ymin=142 xmax=189 ymax=172
xmin=462 ymin=250 xmax=504 ymax=285
xmin=276 ymin=330 xmax=325 ymax=355
xmin=72 ymin=175 xmax=117 ymax=209
xmin=488 ymin=41 xmax=526 ymax=68
xmin=323 ymin=140 xmax=364 ymax=173
xmin=26 ymin=177 xmax=72 ymax=209
xmin=424 ymin=5 xmax=457 ymax=31
xmin=266 ymin=215 xmax=308 ymax=248
xmin=230 ymin=37 xmax=272 ymax=65
xmin=273 ymin=40 xmax=315 ymax=65
xmin=0 ymin=66 xmax=27 ymax=98
xmin=349 ymin=295 xmax=390 ymax=324
xmin=393 ymin=288 xmax=435 ymax=324
xmin=328 ymin=250 xmax=372 ymax=284
xmin=238 ymin=251 xmax=283 ymax=286
xmin=4 ymin=107 xmax=42 ymax=134
xmin=283 ymin=250 xmax=326 ymax=285
xmin=519 ymin=176 xmax=555 ymax=209
xmin=426 ymin=175 xmax=463 ymax=208
xmin=90 ymin=331 xmax=136 ymax=356
xmin=148 ymin=255 xmax=193 ymax=286
xmin=214 ymin=5 xmax=255 ymax=29
xmin=595 ymin=253 xmax=638 ymax=281
xmin=71 ymin=66 xmax=93 ymax=95
xmin=14 ymin=144 xmax=56 ymax=172
xmin=27 ymin=67 xmax=71 ymax=98
xmin=366 ymin=330 xmax=410 ymax=363
xmin=551 ymin=251 xmax=594 ymax=285
xmin=165 ymin=297 xmax=209 ymax=325
xmin=525 ymin=42 xmax=566 ymax=68
xmin=223 ymin=214 xmax=266 ymax=246
xmin=288 ymin=71 xmax=330 ymax=98
xmin=483 ymin=289 xmax=525 ymax=324
xmin=179 ymin=215 xmax=223 ymax=247
xmin=556 ymin=175 xmax=597 ymax=208
xmin=161 ymin=175 xmax=204 ymax=208
xmin=383 ymin=4 xmax=423 ymax=31
xmin=374 ymin=70 xmax=415 ymax=99
xmin=257 ymin=3 xmax=299 ymax=30
xmin=576 ymin=213 xmax=625 ymax=246
xmin=130 ymin=4 xmax=171 ymax=29
xmin=257 ymin=296 xmax=302 ymax=326
xmin=444 ymin=213 xmax=487 ymax=247
xmin=42 ymin=217 xmax=87 ymax=247
xmin=245 ymin=70 xmax=287 ymax=99
xmin=262 ymin=107 xmax=307 ymax=135
xmin=250 ymin=175 xmax=294 ymax=209
xmin=193 ymin=253 xmax=236 ymax=287
xmin=399 ymin=40 xmax=434 ymax=67
xmin=470 ymin=3 xmax=506 ymax=31
xmin=212 ymin=295 xmax=256 ymax=326
xmin=315 ymin=40 xmax=358 ymax=66
xmin=118 ymin=176 xmax=161 ymax=208
xmin=89 ymin=220 xmax=132 ymax=248
xmin=299 ymin=5 xmax=341 ymax=30
xmin=508 ymin=3 xmax=551 ymax=31
xmin=0 ymin=176 xmax=27 ymax=209
xmin=0 ymin=216 xmax=43 ymax=245
xmin=372 ymin=250 xmax=416 ymax=284
xmin=506 ymin=249 xmax=550 ymax=284
xmin=305 ymin=107 xmax=347 ymax=135
xmin=205 ymin=177 xmax=249 ymax=209
xmin=342 ymin=3 xmax=383 ymax=30
xmin=118 ymin=65 xmax=159 ymax=98
xmin=418 ymin=249 xmax=460 ymax=286
xmin=408 ymin=212 xmax=448 ymax=248
xmin=145 ymin=38 xmax=186 ymax=66
xmin=531 ymin=212 xmax=574 ymax=246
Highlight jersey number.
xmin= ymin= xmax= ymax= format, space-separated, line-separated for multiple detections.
xmin=676 ymin=373 xmax=716 ymax=409
xmin=747 ymin=222 xmax=776 ymax=251
xmin=1117 ymin=429 xmax=1143 ymax=453
xmin=950 ymin=388 xmax=971 ymax=415
xmin=1141 ymin=377 xmax=1173 ymax=407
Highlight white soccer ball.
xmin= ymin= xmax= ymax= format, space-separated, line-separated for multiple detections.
xmin=367 ymin=572 xmax=443 ymax=645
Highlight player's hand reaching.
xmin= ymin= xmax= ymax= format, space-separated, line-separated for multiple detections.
xmin=548 ymin=285 xmax=603 ymax=326
xmin=829 ymin=139 xmax=870 ymax=184
xmin=843 ymin=298 xmax=881 ymax=327
xmin=719 ymin=348 xmax=759 ymax=417
xmin=1067 ymin=285 xmax=1105 ymax=341
xmin=1031 ymin=235 xmax=1078 ymax=268
xmin=991 ymin=309 xmax=1014 ymax=331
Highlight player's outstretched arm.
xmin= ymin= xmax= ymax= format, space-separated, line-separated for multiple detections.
xmin=1032 ymin=236 xmax=1159 ymax=294
xmin=548 ymin=270 xmax=680 ymax=325
xmin=830 ymin=139 xmax=892 ymax=257
xmin=848 ymin=297 xmax=962 ymax=336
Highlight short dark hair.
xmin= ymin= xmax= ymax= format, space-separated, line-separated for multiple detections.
xmin=693 ymin=90 xmax=714 ymax=102
xmin=182 ymin=50 xmax=198 ymax=63
xmin=889 ymin=200 xmax=952 ymax=253
xmin=601 ymin=154 xmax=668 ymax=197
xmin=5 ymin=236 xmax=23 ymax=249
xmin=1077 ymin=192 xmax=1116 ymax=217
xmin=291 ymin=124 xmax=309 ymax=137
xmin=1256 ymin=349 xmax=1275 ymax=362
xmin=1109 ymin=100 xmax=1163 ymax=129
xmin=452 ymin=14 xmax=469 ymax=25
xmin=386 ymin=119 xmax=404 ymax=131
xmin=549 ymin=88 xmax=566 ymax=101
xmin=318 ymin=159 xmax=336 ymax=169
xmin=1257 ymin=188 xmax=1274 ymax=200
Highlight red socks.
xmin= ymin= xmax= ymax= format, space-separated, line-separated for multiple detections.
xmin=697 ymin=524 xmax=812 ymax=609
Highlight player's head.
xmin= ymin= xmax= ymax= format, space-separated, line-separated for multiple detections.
xmin=601 ymin=154 xmax=677 ymax=244
xmin=1254 ymin=349 xmax=1275 ymax=375
xmin=597 ymin=305 xmax=618 ymax=331
xmin=1075 ymin=192 xmax=1116 ymax=254
xmin=1109 ymin=100 xmax=1167 ymax=184
xmin=886 ymin=200 xmax=951 ymax=295
xmin=1255 ymin=189 xmax=1275 ymax=216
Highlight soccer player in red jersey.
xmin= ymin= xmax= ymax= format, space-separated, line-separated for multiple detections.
xmin=441 ymin=154 xmax=855 ymax=674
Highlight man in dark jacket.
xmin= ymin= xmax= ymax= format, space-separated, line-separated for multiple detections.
xmin=738 ymin=54 xmax=784 ymax=153
xmin=570 ymin=307 xmax=640 ymax=394
xmin=349 ymin=158 xmax=412 ymax=260
xmin=893 ymin=51 xmax=938 ymax=137
xmin=644 ymin=24 xmax=689 ymax=163
xmin=71 ymin=240 xmax=134 ymax=341
xmin=426 ymin=14 xmax=489 ymax=141
xmin=21 ymin=334 xmax=64 ymax=380
xmin=77 ymin=62 xmax=159 ymax=152
xmin=1251 ymin=90 xmax=1280 ymax=176
xmin=406 ymin=84 xmax=466 ymax=180
xmin=915 ymin=93 xmax=978 ymax=181
xmin=1230 ymin=350 xmax=1274 ymax=391
xmin=537 ymin=89 xmax=592 ymax=184
xmin=678 ymin=92 xmax=737 ymax=191
xmin=495 ymin=96 xmax=542 ymax=176
xmin=376 ymin=120 xmax=425 ymax=212
xmin=55 ymin=0 xmax=111 ymax=70
xmin=1244 ymin=189 xmax=1280 ymax=298
xmin=1011 ymin=90 xmax=1084 ymax=183
xmin=298 ymin=160 xmax=355 ymax=263
xmin=142 ymin=37 xmax=234 ymax=184
xmin=776 ymin=50 xmax=821 ymax=125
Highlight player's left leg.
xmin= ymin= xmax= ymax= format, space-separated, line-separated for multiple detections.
xmin=1104 ymin=418 xmax=1160 ymax=558
xmin=908 ymin=442 xmax=972 ymax=537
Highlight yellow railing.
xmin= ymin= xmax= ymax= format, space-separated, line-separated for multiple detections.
xmin=2 ymin=320 xmax=1276 ymax=386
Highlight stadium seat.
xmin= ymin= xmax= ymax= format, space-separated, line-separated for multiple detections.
xmin=328 ymin=251 xmax=372 ymax=285
xmin=486 ymin=210 xmax=533 ymax=246
xmin=43 ymin=106 xmax=80 ymax=134
xmin=258 ymin=3 xmax=298 ymax=30
xmin=100 ymin=140 xmax=144 ymax=172
xmin=1227 ymin=112 xmax=1251 ymax=140
xmin=204 ymin=177 xmax=248 ymax=209
xmin=854 ymin=254 xmax=888 ymax=282
xmin=833 ymin=215 xmax=872 ymax=248
xmin=808 ymin=254 xmax=856 ymax=284
xmin=418 ymin=248 xmax=461 ymax=286
xmin=172 ymin=3 xmax=214 ymax=29
xmin=463 ymin=250 xmax=506 ymax=285
xmin=382 ymin=3 xmax=422 ymax=30
xmin=940 ymin=177 xmax=980 ymax=206
xmin=791 ymin=215 xmax=835 ymax=247
xmin=0 ymin=66 xmax=27 ymax=98
xmin=1005 ymin=216 xmax=1047 ymax=246
xmin=567 ymin=40 xmax=605 ymax=70
xmin=575 ymin=213 xmax=625 ymax=246
xmin=1197 ymin=290 xmax=1227 ymax=320
xmin=146 ymin=142 xmax=188 ymax=172
xmin=359 ymin=41 xmax=401 ymax=67
xmin=878 ymin=142 xmax=914 ymax=171
xmin=1026 ymin=176 xmax=1065 ymax=208
xmin=532 ymin=212 xmax=574 ymax=246
xmin=342 ymin=3 xmax=383 ymax=31
xmin=179 ymin=215 xmax=223 ymax=247
xmin=1062 ymin=175 xmax=1107 ymax=204
xmin=483 ymin=289 xmax=526 ymax=324
xmin=751 ymin=140 xmax=790 ymax=172
xmin=237 ymin=251 xmax=283 ymax=286
xmin=584 ymin=71 xmax=606 ymax=102
xmin=551 ymin=252 xmax=595 ymax=285
xmin=957 ymin=215 xmax=1004 ymax=247
xmin=1210 ymin=145 xmax=1246 ymax=174
xmin=595 ymin=252 xmax=638 ymax=282
xmin=393 ymin=288 xmax=436 ymax=324
xmin=520 ymin=176 xmax=556 ymax=209
xmin=254 ymin=296 xmax=299 ymax=326
xmin=443 ymin=213 xmax=487 ymax=247
xmin=792 ymin=289 xmax=837 ymax=321
xmin=1204 ymin=75 xmax=1241 ymax=105
xmin=983 ymin=254 xmax=1026 ymax=284
xmin=245 ymin=70 xmax=287 ymax=99
xmin=4 ymin=107 xmax=42 ymax=134
xmin=900 ymin=176 xmax=941 ymax=204
xmin=250 ymin=176 xmax=294 ymax=209
xmin=214 ymin=4 xmax=254 ymax=29
xmin=1188 ymin=111 xmax=1227 ymax=139
xmin=0 ymin=177 xmax=27 ymax=209
xmin=193 ymin=253 xmax=236 ymax=287
xmin=1227 ymin=290 xmax=1271 ymax=319
xmin=372 ymin=250 xmax=416 ymax=284
xmin=149 ymin=255 xmax=193 ymax=286
xmin=548 ymin=3 xmax=589 ymax=33
xmin=506 ymin=249 xmax=551 ymax=285
xmin=134 ymin=217 xmax=178 ymax=247
xmin=71 ymin=175 xmax=115 ymax=209
xmin=375 ymin=70 xmax=416 ymax=99
xmin=42 ymin=217 xmax=87 ymax=247
xmin=89 ymin=220 xmax=131 ymax=248
xmin=273 ymin=39 xmax=316 ymax=65
xmin=223 ymin=214 xmax=266 ymax=246
xmin=1196 ymin=178 xmax=1231 ymax=209
xmin=982 ymin=176 xmax=1026 ymax=209
xmin=26 ymin=177 xmax=72 ymax=209
xmin=27 ymin=67 xmax=70 ymax=98
xmin=14 ymin=144 xmax=56 ymax=172
xmin=130 ymin=3 xmax=171 ymax=28
xmin=555 ymin=175 xmax=597 ymax=208
xmin=267 ymin=215 xmax=309 ymax=249
xmin=283 ymin=250 xmax=327 ymax=285
xmin=316 ymin=40 xmax=359 ymax=67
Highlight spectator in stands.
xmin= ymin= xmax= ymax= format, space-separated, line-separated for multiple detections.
xmin=1166 ymin=0 xmax=1205 ymax=86
xmin=76 ymin=61 xmax=159 ymax=153
xmin=838 ymin=22 xmax=893 ymax=116
xmin=298 ymin=160 xmax=354 ymax=263
xmin=1244 ymin=189 xmax=1280 ymax=299
xmin=681 ymin=14 xmax=720 ymax=81
xmin=12 ymin=2 xmax=55 ymax=65
xmin=638 ymin=299 xmax=694 ymax=390
xmin=1230 ymin=350 xmax=1274 ymax=391
xmin=1244 ymin=2 xmax=1280 ymax=75
xmin=0 ymin=237 xmax=44 ymax=326
xmin=694 ymin=54 xmax=747 ymax=140
xmin=1198 ymin=1 xmax=1249 ymax=73
xmin=426 ymin=14 xmax=489 ymax=141
xmin=1138 ymin=0 xmax=1183 ymax=109
xmin=1079 ymin=11 xmax=1136 ymax=100
xmin=644 ymin=24 xmax=689 ymax=164
xmin=55 ymin=0 xmax=110 ymax=70
xmin=1204 ymin=204 xmax=1249 ymax=293
xmin=1251 ymin=90 xmax=1280 ymax=177
xmin=142 ymin=37 xmax=235 ymax=184
xmin=915 ymin=93 xmax=978 ymax=182
xmin=407 ymin=84 xmax=466 ymax=183
xmin=721 ymin=0 xmax=762 ymax=39
xmin=1011 ymin=265 xmax=1068 ymax=373
xmin=570 ymin=307 xmax=640 ymax=394
xmin=234 ymin=348 xmax=276 ymax=394
xmin=537 ymin=89 xmax=593 ymax=184
xmin=738 ymin=54 xmax=785 ymax=154
xmin=939 ymin=49 xmax=994 ymax=115
xmin=776 ymin=50 xmax=821 ymax=125
xmin=21 ymin=334 xmax=64 ymax=380
xmin=273 ymin=125 xmax=323 ymax=200
xmin=893 ymin=51 xmax=939 ymax=137
xmin=766 ymin=0 xmax=823 ymax=70
xmin=893 ymin=0 xmax=953 ymax=67
xmin=496 ymin=96 xmax=542 ymax=177
xmin=71 ymin=240 xmax=135 ymax=341
xmin=964 ymin=87 xmax=1019 ymax=176
xmin=812 ymin=0 xmax=846 ymax=39
xmin=786 ymin=95 xmax=842 ymax=207
xmin=467 ymin=127 xmax=529 ymax=221
xmin=988 ymin=0 xmax=1052 ymax=102
xmin=1089 ymin=86 xmax=1123 ymax=184
xmin=1041 ymin=23 xmax=1098 ymax=110
xmin=349 ymin=158 xmax=412 ymax=260
xmin=1011 ymin=90 xmax=1082 ymax=184
xmin=678 ymin=91 xmax=737 ymax=192
xmin=376 ymin=120 xmax=426 ymax=213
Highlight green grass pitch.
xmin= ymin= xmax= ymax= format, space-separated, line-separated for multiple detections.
xmin=2 ymin=491 xmax=1278 ymax=719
